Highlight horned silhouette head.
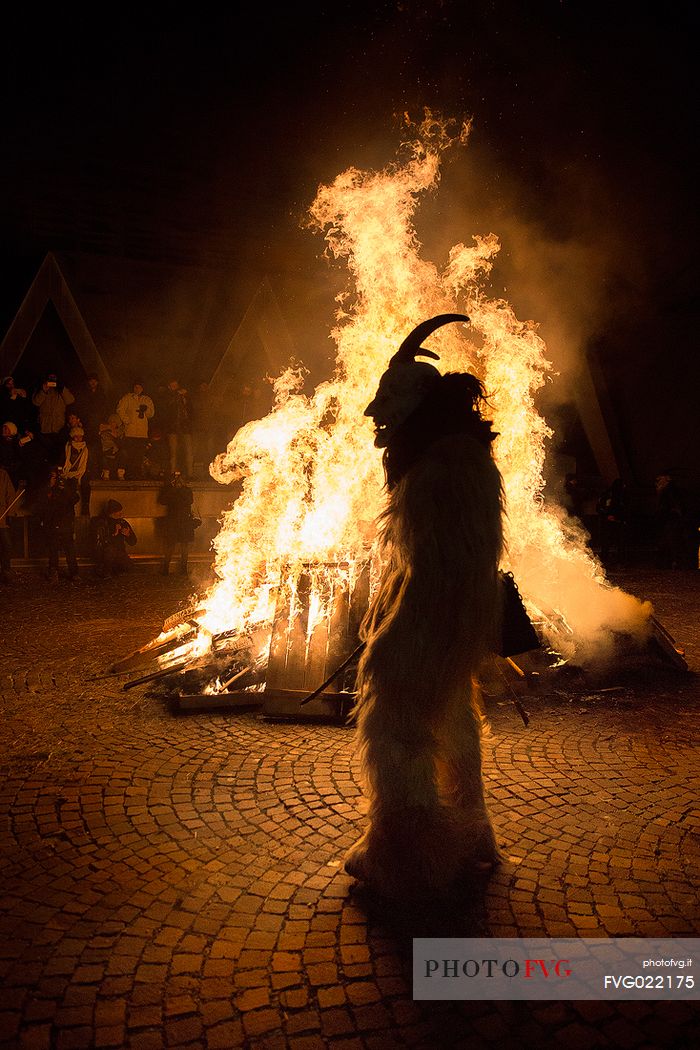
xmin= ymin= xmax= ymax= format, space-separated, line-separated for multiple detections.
xmin=365 ymin=314 xmax=470 ymax=448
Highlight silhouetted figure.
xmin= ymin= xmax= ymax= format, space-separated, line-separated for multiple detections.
xmin=563 ymin=472 xmax=586 ymax=522
xmin=74 ymin=373 xmax=109 ymax=445
xmin=98 ymin=414 xmax=126 ymax=480
xmin=231 ymin=382 xmax=264 ymax=438
xmin=94 ymin=499 xmax=137 ymax=576
xmin=38 ymin=467 xmax=80 ymax=583
xmin=345 ymin=315 xmax=504 ymax=900
xmin=142 ymin=428 xmax=168 ymax=480
xmin=0 ymin=465 xmax=17 ymax=583
xmin=1 ymin=377 xmax=32 ymax=433
xmin=0 ymin=423 xmax=21 ymax=485
xmin=161 ymin=379 xmax=193 ymax=479
xmin=1 ymin=422 xmax=47 ymax=495
xmin=597 ymin=478 xmax=627 ymax=566
xmin=159 ymin=471 xmax=197 ymax=576
xmin=75 ymin=373 xmax=109 ymax=486
xmin=655 ymin=472 xmax=686 ymax=569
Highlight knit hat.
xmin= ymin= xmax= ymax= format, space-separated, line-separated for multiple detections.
xmin=106 ymin=499 xmax=123 ymax=515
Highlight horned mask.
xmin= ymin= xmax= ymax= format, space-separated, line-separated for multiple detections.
xmin=364 ymin=314 xmax=469 ymax=448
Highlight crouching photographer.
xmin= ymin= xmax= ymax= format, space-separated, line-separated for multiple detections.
xmin=93 ymin=499 xmax=137 ymax=577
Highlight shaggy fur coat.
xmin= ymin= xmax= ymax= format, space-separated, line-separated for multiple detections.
xmin=345 ymin=429 xmax=504 ymax=898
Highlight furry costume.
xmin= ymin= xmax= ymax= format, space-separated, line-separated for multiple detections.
xmin=345 ymin=324 xmax=504 ymax=899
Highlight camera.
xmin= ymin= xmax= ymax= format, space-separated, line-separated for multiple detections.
xmin=46 ymin=381 xmax=57 ymax=388
xmin=137 ymin=403 xmax=148 ymax=419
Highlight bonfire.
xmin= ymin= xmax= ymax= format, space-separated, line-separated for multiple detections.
xmin=113 ymin=115 xmax=685 ymax=709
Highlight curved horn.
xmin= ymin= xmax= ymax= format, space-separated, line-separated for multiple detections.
xmin=390 ymin=313 xmax=470 ymax=365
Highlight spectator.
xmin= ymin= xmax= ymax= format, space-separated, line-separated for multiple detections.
xmin=0 ymin=422 xmax=21 ymax=484
xmin=563 ymin=472 xmax=586 ymax=522
xmin=94 ymin=499 xmax=137 ymax=576
xmin=98 ymin=414 xmax=126 ymax=480
xmin=159 ymin=471 xmax=198 ymax=576
xmin=0 ymin=464 xmax=18 ymax=583
xmin=75 ymin=373 xmax=109 ymax=487
xmin=596 ymin=478 xmax=627 ymax=566
xmin=161 ymin=378 xmax=193 ymax=479
xmin=37 ymin=467 xmax=80 ymax=583
xmin=116 ymin=380 xmax=155 ymax=480
xmin=17 ymin=427 xmax=47 ymax=495
xmin=2 ymin=422 xmax=47 ymax=494
xmin=1 ymin=376 xmax=32 ymax=432
xmin=62 ymin=425 xmax=91 ymax=515
xmin=74 ymin=373 xmax=109 ymax=446
xmin=59 ymin=409 xmax=84 ymax=446
xmin=142 ymin=427 xmax=168 ymax=480
xmin=655 ymin=472 xmax=688 ymax=569
xmin=32 ymin=373 xmax=75 ymax=464
xmin=232 ymin=382 xmax=265 ymax=435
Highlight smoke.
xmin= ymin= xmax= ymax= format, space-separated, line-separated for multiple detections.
xmin=418 ymin=133 xmax=641 ymax=390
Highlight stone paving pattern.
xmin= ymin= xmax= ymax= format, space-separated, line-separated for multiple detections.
xmin=1 ymin=567 xmax=699 ymax=1048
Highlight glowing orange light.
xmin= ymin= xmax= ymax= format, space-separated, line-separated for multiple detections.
xmin=175 ymin=115 xmax=651 ymax=683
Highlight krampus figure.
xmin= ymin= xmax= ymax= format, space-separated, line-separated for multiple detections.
xmin=345 ymin=315 xmax=504 ymax=899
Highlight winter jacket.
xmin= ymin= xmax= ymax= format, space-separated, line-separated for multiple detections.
xmin=32 ymin=387 xmax=75 ymax=433
xmin=117 ymin=392 xmax=155 ymax=439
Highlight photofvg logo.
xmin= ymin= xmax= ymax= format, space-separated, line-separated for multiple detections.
xmin=412 ymin=938 xmax=700 ymax=1001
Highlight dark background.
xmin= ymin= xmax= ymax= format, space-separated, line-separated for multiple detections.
xmin=2 ymin=1 xmax=698 ymax=495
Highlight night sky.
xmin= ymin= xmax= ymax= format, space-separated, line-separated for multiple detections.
xmin=3 ymin=1 xmax=698 ymax=485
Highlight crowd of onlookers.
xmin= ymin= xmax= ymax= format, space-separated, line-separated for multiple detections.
xmin=0 ymin=369 xmax=264 ymax=583
xmin=1 ymin=370 xmax=210 ymax=496
xmin=565 ymin=471 xmax=699 ymax=570
xmin=1 ymin=368 xmax=696 ymax=583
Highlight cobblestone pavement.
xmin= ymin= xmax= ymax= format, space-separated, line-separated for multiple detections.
xmin=1 ymin=567 xmax=699 ymax=1048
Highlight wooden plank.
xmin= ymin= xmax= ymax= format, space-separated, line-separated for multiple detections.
xmin=111 ymin=629 xmax=196 ymax=673
xmin=264 ymin=561 xmax=370 ymax=697
xmin=348 ymin=562 xmax=370 ymax=642
xmin=177 ymin=691 xmax=263 ymax=712
xmin=262 ymin=688 xmax=355 ymax=721
xmin=283 ymin=571 xmax=310 ymax=690
xmin=325 ymin=578 xmax=351 ymax=689
xmin=265 ymin=579 xmax=291 ymax=690
xmin=304 ymin=615 xmax=330 ymax=690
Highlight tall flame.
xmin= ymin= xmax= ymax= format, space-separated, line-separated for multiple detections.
xmin=198 ymin=116 xmax=650 ymax=670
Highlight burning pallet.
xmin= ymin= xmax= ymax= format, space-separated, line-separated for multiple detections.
xmin=260 ymin=563 xmax=369 ymax=721
xmin=110 ymin=564 xmax=369 ymax=721
xmin=110 ymin=566 xmax=687 ymax=724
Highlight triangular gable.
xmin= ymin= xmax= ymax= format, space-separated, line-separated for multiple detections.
xmin=208 ymin=277 xmax=297 ymax=409
xmin=0 ymin=252 xmax=113 ymax=389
